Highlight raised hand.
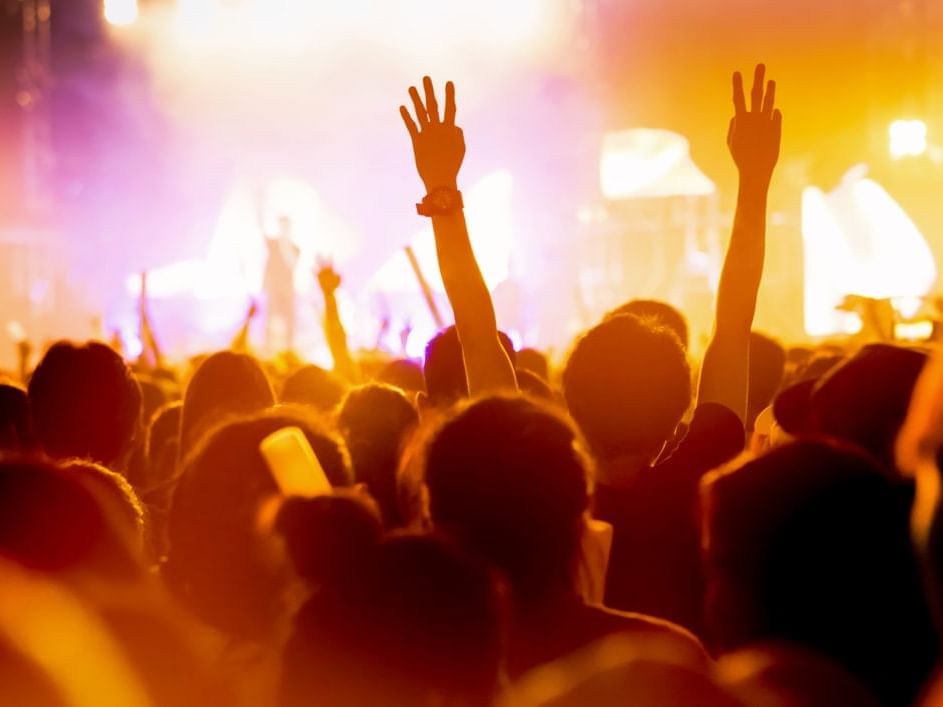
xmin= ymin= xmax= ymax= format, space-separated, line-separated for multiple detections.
xmin=400 ymin=77 xmax=464 ymax=191
xmin=728 ymin=64 xmax=782 ymax=186
xmin=316 ymin=259 xmax=342 ymax=295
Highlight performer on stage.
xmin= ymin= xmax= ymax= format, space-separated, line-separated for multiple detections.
xmin=263 ymin=216 xmax=301 ymax=352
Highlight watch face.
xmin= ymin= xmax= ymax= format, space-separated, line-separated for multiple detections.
xmin=432 ymin=191 xmax=453 ymax=209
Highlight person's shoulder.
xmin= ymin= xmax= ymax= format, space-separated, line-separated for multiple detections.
xmin=584 ymin=605 xmax=710 ymax=668
xmin=658 ymin=402 xmax=745 ymax=473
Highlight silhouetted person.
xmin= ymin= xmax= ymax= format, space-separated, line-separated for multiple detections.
xmin=747 ymin=331 xmax=785 ymax=430
xmin=423 ymin=325 xmax=515 ymax=408
xmin=178 ymin=350 xmax=275 ymax=464
xmin=337 ymin=383 xmax=418 ymax=528
xmin=279 ymin=363 xmax=346 ymax=413
xmin=702 ymin=440 xmax=938 ymax=705
xmin=166 ymin=408 xmax=351 ymax=639
xmin=422 ymin=395 xmax=707 ymax=678
xmin=281 ymin=533 xmax=506 ymax=707
xmin=264 ymin=216 xmax=300 ymax=352
xmin=0 ymin=383 xmax=34 ymax=452
xmin=610 ymin=299 xmax=690 ymax=350
xmin=28 ymin=341 xmax=142 ymax=468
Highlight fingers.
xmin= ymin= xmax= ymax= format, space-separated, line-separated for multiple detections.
xmin=732 ymin=72 xmax=746 ymax=116
xmin=750 ymin=63 xmax=765 ymax=113
xmin=444 ymin=80 xmax=456 ymax=125
xmin=762 ymin=80 xmax=776 ymax=116
xmin=727 ymin=116 xmax=736 ymax=147
xmin=423 ymin=76 xmax=440 ymax=124
xmin=408 ymin=86 xmax=429 ymax=128
xmin=400 ymin=105 xmax=419 ymax=141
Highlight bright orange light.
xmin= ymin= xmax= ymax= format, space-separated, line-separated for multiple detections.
xmin=104 ymin=0 xmax=139 ymax=26
xmin=889 ymin=119 xmax=928 ymax=160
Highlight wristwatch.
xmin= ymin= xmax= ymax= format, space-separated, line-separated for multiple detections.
xmin=416 ymin=186 xmax=464 ymax=217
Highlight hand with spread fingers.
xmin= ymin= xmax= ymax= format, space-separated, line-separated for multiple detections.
xmin=400 ymin=77 xmax=465 ymax=192
xmin=728 ymin=64 xmax=782 ymax=187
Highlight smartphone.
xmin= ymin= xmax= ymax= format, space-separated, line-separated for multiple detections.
xmin=260 ymin=426 xmax=332 ymax=499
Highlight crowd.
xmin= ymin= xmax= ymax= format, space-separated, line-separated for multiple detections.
xmin=1 ymin=64 xmax=943 ymax=706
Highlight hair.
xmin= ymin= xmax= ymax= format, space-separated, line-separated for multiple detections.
xmin=424 ymin=395 xmax=590 ymax=600
xmin=702 ymin=440 xmax=937 ymax=705
xmin=275 ymin=490 xmax=383 ymax=588
xmin=0 ymin=384 xmax=34 ymax=452
xmin=609 ymin=299 xmax=689 ymax=350
xmin=280 ymin=364 xmax=346 ymax=413
xmin=146 ymin=401 xmax=183 ymax=475
xmin=178 ymin=351 xmax=275 ymax=461
xmin=517 ymin=348 xmax=550 ymax=381
xmin=337 ymin=384 xmax=419 ymax=528
xmin=280 ymin=533 xmax=506 ymax=707
xmin=135 ymin=375 xmax=170 ymax=428
xmin=423 ymin=326 xmax=516 ymax=406
xmin=747 ymin=332 xmax=786 ymax=430
xmin=377 ymin=358 xmax=426 ymax=394
xmin=516 ymin=368 xmax=557 ymax=403
xmin=165 ymin=408 xmax=351 ymax=636
xmin=0 ymin=458 xmax=142 ymax=579
xmin=563 ymin=315 xmax=691 ymax=461
xmin=62 ymin=459 xmax=146 ymax=552
xmin=28 ymin=341 xmax=142 ymax=466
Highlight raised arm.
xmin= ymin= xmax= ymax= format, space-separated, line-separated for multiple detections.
xmin=230 ymin=299 xmax=258 ymax=352
xmin=316 ymin=261 xmax=358 ymax=383
xmin=137 ymin=272 xmax=165 ymax=369
xmin=399 ymin=77 xmax=516 ymax=395
xmin=698 ymin=64 xmax=782 ymax=422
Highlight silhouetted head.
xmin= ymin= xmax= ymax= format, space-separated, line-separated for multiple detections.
xmin=28 ymin=341 xmax=142 ymax=466
xmin=424 ymin=395 xmax=590 ymax=601
xmin=280 ymin=364 xmax=346 ymax=413
xmin=61 ymin=459 xmax=146 ymax=553
xmin=179 ymin=351 xmax=274 ymax=460
xmin=281 ymin=533 xmax=506 ymax=707
xmin=517 ymin=348 xmax=550 ymax=381
xmin=516 ymin=368 xmax=557 ymax=403
xmin=377 ymin=358 xmax=426 ymax=394
xmin=610 ymin=299 xmax=689 ymax=350
xmin=275 ymin=490 xmax=383 ymax=589
xmin=166 ymin=408 xmax=351 ymax=637
xmin=702 ymin=440 xmax=937 ymax=705
xmin=773 ymin=344 xmax=927 ymax=469
xmin=0 ymin=458 xmax=142 ymax=579
xmin=146 ymin=401 xmax=183 ymax=479
xmin=747 ymin=332 xmax=786 ymax=430
xmin=337 ymin=384 xmax=418 ymax=528
xmin=423 ymin=326 xmax=516 ymax=407
xmin=0 ymin=384 xmax=34 ymax=452
xmin=135 ymin=375 xmax=170 ymax=428
xmin=563 ymin=315 xmax=691 ymax=462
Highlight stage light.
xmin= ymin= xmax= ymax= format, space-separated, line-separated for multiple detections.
xmin=370 ymin=171 xmax=515 ymax=294
xmin=802 ymin=166 xmax=936 ymax=337
xmin=889 ymin=119 xmax=928 ymax=160
xmin=104 ymin=0 xmax=139 ymax=26
xmin=600 ymin=129 xmax=715 ymax=200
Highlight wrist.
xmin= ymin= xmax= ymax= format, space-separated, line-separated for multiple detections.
xmin=737 ymin=177 xmax=771 ymax=199
xmin=423 ymin=182 xmax=458 ymax=195
xmin=417 ymin=185 xmax=464 ymax=218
